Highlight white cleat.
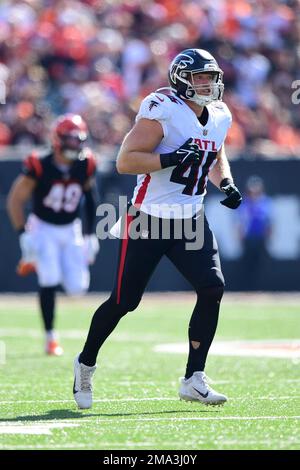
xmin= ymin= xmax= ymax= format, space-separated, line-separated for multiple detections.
xmin=73 ymin=355 xmax=97 ymax=409
xmin=179 ymin=371 xmax=227 ymax=406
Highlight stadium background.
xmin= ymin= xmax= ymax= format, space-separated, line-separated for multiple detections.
xmin=0 ymin=0 xmax=299 ymax=293
xmin=0 ymin=0 xmax=300 ymax=454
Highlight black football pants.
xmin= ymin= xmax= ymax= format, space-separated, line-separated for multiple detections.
xmin=80 ymin=209 xmax=225 ymax=375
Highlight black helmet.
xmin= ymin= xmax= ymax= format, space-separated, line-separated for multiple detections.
xmin=168 ymin=48 xmax=224 ymax=106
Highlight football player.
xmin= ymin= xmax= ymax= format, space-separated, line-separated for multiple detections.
xmin=7 ymin=114 xmax=100 ymax=356
xmin=72 ymin=49 xmax=242 ymax=408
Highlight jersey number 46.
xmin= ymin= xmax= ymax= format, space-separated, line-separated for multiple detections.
xmin=170 ymin=150 xmax=217 ymax=195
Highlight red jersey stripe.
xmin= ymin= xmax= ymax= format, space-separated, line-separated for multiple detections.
xmin=134 ymin=174 xmax=151 ymax=208
xmin=116 ymin=214 xmax=134 ymax=304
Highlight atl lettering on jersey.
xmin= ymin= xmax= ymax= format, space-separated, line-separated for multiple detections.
xmin=131 ymin=92 xmax=232 ymax=218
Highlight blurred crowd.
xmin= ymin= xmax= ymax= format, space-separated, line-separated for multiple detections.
xmin=0 ymin=0 xmax=300 ymax=164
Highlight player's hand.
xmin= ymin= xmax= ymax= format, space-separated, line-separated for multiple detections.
xmin=160 ymin=138 xmax=202 ymax=169
xmin=16 ymin=260 xmax=36 ymax=277
xmin=220 ymin=179 xmax=242 ymax=209
xmin=84 ymin=234 xmax=100 ymax=265
xmin=19 ymin=231 xmax=36 ymax=263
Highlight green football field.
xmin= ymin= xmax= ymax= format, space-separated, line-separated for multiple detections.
xmin=0 ymin=293 xmax=299 ymax=450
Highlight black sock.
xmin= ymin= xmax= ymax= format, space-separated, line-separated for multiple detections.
xmin=185 ymin=286 xmax=224 ymax=379
xmin=39 ymin=287 xmax=56 ymax=332
xmin=79 ymin=296 xmax=127 ymax=366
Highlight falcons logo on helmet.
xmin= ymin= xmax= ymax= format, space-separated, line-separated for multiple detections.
xmin=170 ymin=54 xmax=194 ymax=84
xmin=174 ymin=54 xmax=194 ymax=69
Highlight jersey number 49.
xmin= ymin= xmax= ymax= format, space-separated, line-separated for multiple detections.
xmin=43 ymin=183 xmax=82 ymax=213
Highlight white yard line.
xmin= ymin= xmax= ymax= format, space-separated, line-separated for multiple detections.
xmin=0 ymin=414 xmax=298 ymax=439
xmin=1 ymin=292 xmax=300 ymax=307
xmin=0 ymin=422 xmax=78 ymax=435
xmin=3 ymin=438 xmax=298 ymax=450
xmin=154 ymin=340 xmax=300 ymax=359
xmin=0 ymin=396 xmax=299 ymax=405
xmin=0 ymin=443 xmax=168 ymax=449
xmin=0 ymin=397 xmax=175 ymax=405
xmin=50 ymin=416 xmax=300 ymax=423
xmin=1 ymin=416 xmax=299 ymax=426
xmin=1 ymin=329 xmax=300 ymax=354
xmin=0 ymin=328 xmax=170 ymax=341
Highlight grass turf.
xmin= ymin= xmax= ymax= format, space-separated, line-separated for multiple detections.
xmin=0 ymin=293 xmax=299 ymax=450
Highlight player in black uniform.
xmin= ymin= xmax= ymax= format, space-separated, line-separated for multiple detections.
xmin=7 ymin=114 xmax=99 ymax=355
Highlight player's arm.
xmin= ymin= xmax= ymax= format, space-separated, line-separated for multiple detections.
xmin=208 ymin=145 xmax=233 ymax=188
xmin=7 ymin=175 xmax=36 ymax=232
xmin=116 ymin=118 xmax=200 ymax=175
xmin=116 ymin=118 xmax=164 ymax=174
xmin=208 ymin=145 xmax=242 ymax=209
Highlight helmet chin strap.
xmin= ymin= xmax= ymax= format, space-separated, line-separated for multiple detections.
xmin=186 ymin=82 xmax=223 ymax=106
xmin=155 ymin=85 xmax=213 ymax=105
xmin=189 ymin=92 xmax=215 ymax=106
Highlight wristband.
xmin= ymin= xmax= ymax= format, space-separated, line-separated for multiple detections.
xmin=220 ymin=177 xmax=233 ymax=189
xmin=160 ymin=153 xmax=178 ymax=169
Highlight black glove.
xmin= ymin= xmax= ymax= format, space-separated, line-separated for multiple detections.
xmin=220 ymin=178 xmax=242 ymax=209
xmin=160 ymin=138 xmax=202 ymax=169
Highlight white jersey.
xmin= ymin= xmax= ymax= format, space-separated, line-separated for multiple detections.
xmin=131 ymin=92 xmax=232 ymax=218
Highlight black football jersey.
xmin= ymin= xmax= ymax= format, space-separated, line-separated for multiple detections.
xmin=22 ymin=150 xmax=97 ymax=225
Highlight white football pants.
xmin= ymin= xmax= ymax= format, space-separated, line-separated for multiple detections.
xmin=27 ymin=214 xmax=90 ymax=295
